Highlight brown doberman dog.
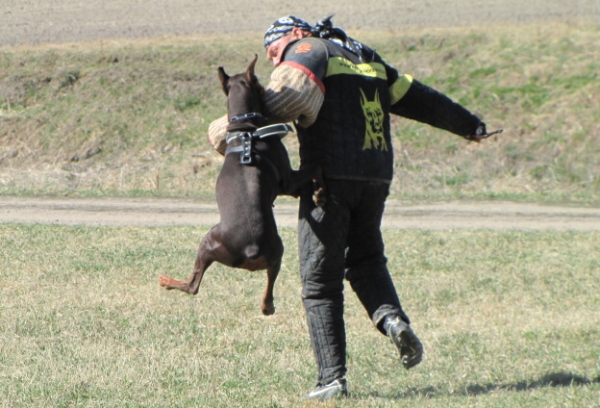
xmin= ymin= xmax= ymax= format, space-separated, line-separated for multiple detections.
xmin=159 ymin=55 xmax=324 ymax=315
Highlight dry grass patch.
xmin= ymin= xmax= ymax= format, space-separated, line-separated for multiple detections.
xmin=1 ymin=224 xmax=598 ymax=406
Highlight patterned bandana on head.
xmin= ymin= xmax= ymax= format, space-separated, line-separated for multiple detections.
xmin=263 ymin=15 xmax=313 ymax=49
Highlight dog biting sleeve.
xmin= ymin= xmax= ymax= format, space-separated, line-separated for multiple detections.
xmin=263 ymin=64 xmax=324 ymax=128
xmin=263 ymin=38 xmax=328 ymax=128
xmin=207 ymin=114 xmax=229 ymax=155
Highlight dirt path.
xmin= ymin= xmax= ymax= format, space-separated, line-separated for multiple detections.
xmin=1 ymin=197 xmax=599 ymax=231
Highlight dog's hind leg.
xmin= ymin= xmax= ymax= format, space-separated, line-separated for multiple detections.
xmin=159 ymin=252 xmax=213 ymax=295
xmin=159 ymin=226 xmax=220 ymax=295
xmin=261 ymin=258 xmax=280 ymax=316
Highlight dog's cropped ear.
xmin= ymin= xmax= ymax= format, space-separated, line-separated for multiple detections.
xmin=217 ymin=67 xmax=230 ymax=95
xmin=246 ymin=54 xmax=258 ymax=85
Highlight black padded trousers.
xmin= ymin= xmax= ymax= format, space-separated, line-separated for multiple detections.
xmin=298 ymin=179 xmax=410 ymax=384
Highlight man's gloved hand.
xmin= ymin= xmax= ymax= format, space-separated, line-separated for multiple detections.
xmin=466 ymin=122 xmax=503 ymax=142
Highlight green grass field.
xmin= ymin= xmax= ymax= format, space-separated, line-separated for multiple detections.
xmin=1 ymin=224 xmax=598 ymax=407
xmin=1 ymin=24 xmax=600 ymax=202
xmin=1 ymin=22 xmax=600 ymax=407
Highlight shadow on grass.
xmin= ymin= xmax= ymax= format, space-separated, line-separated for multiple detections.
xmin=365 ymin=372 xmax=600 ymax=400
xmin=462 ymin=372 xmax=599 ymax=396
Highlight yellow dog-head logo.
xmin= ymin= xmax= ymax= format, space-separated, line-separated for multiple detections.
xmin=360 ymin=88 xmax=388 ymax=151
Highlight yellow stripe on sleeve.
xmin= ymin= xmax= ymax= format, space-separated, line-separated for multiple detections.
xmin=389 ymin=74 xmax=413 ymax=105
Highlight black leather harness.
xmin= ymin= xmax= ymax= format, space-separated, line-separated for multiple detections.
xmin=225 ymin=122 xmax=293 ymax=165
xmin=225 ymin=115 xmax=293 ymax=185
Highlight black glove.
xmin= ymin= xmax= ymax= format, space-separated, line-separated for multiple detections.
xmin=464 ymin=122 xmax=486 ymax=141
xmin=466 ymin=122 xmax=503 ymax=142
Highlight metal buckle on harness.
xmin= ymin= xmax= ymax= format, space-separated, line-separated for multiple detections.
xmin=230 ymin=112 xmax=262 ymax=122
xmin=240 ymin=132 xmax=252 ymax=164
xmin=253 ymin=123 xmax=294 ymax=139
xmin=225 ymin=123 xmax=293 ymax=165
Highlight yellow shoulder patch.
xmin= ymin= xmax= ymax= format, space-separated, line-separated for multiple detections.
xmin=326 ymin=57 xmax=387 ymax=80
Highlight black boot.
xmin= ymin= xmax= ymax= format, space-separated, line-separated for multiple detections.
xmin=383 ymin=315 xmax=423 ymax=369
